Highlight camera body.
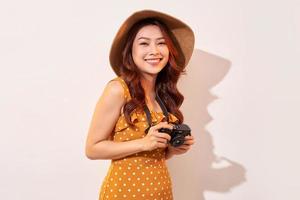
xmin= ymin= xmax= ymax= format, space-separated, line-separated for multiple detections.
xmin=158 ymin=123 xmax=191 ymax=147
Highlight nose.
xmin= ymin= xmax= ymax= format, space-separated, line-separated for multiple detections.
xmin=149 ymin=43 xmax=159 ymax=55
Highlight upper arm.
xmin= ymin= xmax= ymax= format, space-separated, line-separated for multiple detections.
xmin=85 ymin=79 xmax=126 ymax=150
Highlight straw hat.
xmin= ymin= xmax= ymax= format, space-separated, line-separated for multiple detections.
xmin=109 ymin=9 xmax=195 ymax=76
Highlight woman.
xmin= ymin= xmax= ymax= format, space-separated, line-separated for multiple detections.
xmin=85 ymin=9 xmax=195 ymax=200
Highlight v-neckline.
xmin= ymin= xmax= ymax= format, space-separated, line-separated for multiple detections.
xmin=150 ymin=110 xmax=164 ymax=114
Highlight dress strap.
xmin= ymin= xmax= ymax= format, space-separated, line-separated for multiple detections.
xmin=110 ymin=76 xmax=132 ymax=102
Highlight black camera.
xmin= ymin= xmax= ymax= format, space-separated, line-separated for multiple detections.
xmin=158 ymin=124 xmax=191 ymax=147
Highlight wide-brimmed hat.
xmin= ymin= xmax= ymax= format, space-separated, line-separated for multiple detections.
xmin=109 ymin=9 xmax=195 ymax=76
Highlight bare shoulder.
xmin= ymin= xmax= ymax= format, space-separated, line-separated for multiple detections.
xmin=103 ymin=79 xmax=125 ymax=99
xmin=102 ymin=80 xmax=125 ymax=103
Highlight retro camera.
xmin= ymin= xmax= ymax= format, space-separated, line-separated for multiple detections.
xmin=158 ymin=123 xmax=191 ymax=147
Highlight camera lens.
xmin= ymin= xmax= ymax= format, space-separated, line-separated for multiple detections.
xmin=171 ymin=135 xmax=185 ymax=147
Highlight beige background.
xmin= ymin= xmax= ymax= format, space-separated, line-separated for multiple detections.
xmin=0 ymin=0 xmax=299 ymax=199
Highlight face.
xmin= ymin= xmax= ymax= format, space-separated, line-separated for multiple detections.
xmin=132 ymin=25 xmax=169 ymax=77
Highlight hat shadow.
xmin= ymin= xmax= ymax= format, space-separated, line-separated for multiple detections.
xmin=167 ymin=49 xmax=247 ymax=199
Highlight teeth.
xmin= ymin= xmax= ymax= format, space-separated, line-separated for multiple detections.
xmin=146 ymin=59 xmax=160 ymax=64
xmin=145 ymin=58 xmax=161 ymax=61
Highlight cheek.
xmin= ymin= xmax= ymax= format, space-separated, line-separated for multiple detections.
xmin=132 ymin=49 xmax=147 ymax=69
xmin=161 ymin=47 xmax=169 ymax=57
xmin=131 ymin=46 xmax=138 ymax=58
xmin=132 ymin=49 xmax=142 ymax=64
xmin=162 ymin=49 xmax=169 ymax=61
xmin=132 ymin=47 xmax=146 ymax=59
xmin=165 ymin=51 xmax=170 ymax=59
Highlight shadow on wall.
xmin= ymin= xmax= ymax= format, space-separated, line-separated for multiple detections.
xmin=167 ymin=49 xmax=247 ymax=200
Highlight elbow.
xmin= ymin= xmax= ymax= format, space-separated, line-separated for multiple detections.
xmin=85 ymin=144 xmax=108 ymax=160
xmin=85 ymin=152 xmax=94 ymax=160
xmin=85 ymin=146 xmax=97 ymax=160
xmin=86 ymin=153 xmax=95 ymax=160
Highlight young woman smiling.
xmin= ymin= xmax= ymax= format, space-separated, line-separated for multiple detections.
xmin=85 ymin=9 xmax=195 ymax=200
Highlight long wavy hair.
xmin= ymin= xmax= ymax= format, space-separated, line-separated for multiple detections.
xmin=119 ymin=18 xmax=186 ymax=126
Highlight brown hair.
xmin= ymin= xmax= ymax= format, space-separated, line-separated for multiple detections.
xmin=119 ymin=18 xmax=186 ymax=126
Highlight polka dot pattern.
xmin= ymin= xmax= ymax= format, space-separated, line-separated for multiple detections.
xmin=99 ymin=77 xmax=179 ymax=200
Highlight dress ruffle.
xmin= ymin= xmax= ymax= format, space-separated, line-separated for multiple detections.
xmin=114 ymin=111 xmax=179 ymax=133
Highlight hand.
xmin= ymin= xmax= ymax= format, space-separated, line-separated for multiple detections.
xmin=140 ymin=122 xmax=174 ymax=151
xmin=166 ymin=135 xmax=195 ymax=157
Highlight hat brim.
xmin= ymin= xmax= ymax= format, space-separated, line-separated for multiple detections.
xmin=109 ymin=9 xmax=195 ymax=76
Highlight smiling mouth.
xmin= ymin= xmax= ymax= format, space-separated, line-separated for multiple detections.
xmin=145 ymin=58 xmax=162 ymax=65
xmin=145 ymin=58 xmax=162 ymax=61
xmin=145 ymin=58 xmax=162 ymax=63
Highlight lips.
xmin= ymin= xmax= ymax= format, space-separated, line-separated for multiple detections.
xmin=144 ymin=58 xmax=162 ymax=65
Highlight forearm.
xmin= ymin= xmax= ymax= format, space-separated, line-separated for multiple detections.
xmin=86 ymin=139 xmax=144 ymax=160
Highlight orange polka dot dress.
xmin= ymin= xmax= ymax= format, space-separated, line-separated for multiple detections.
xmin=99 ymin=76 xmax=179 ymax=200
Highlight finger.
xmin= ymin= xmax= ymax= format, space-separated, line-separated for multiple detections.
xmin=177 ymin=145 xmax=190 ymax=150
xmin=183 ymin=142 xmax=194 ymax=146
xmin=156 ymin=137 xmax=169 ymax=144
xmin=153 ymin=132 xmax=171 ymax=141
xmin=176 ymin=143 xmax=191 ymax=148
xmin=184 ymin=140 xmax=195 ymax=145
xmin=173 ymin=147 xmax=188 ymax=152
xmin=184 ymin=136 xmax=195 ymax=142
xmin=184 ymin=135 xmax=193 ymax=139
xmin=157 ymin=142 xmax=168 ymax=148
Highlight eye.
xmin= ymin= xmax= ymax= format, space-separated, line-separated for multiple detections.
xmin=139 ymin=42 xmax=148 ymax=46
xmin=158 ymin=42 xmax=166 ymax=45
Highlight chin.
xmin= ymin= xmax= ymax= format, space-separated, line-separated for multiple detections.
xmin=137 ymin=65 xmax=164 ymax=74
xmin=148 ymin=66 xmax=165 ymax=73
xmin=141 ymin=68 xmax=163 ymax=76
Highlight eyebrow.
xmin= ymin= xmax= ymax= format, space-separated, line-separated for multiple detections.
xmin=137 ymin=37 xmax=165 ymax=40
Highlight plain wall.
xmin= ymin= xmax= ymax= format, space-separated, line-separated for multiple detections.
xmin=0 ymin=0 xmax=299 ymax=199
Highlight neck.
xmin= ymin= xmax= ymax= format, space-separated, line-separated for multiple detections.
xmin=140 ymin=74 xmax=157 ymax=102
